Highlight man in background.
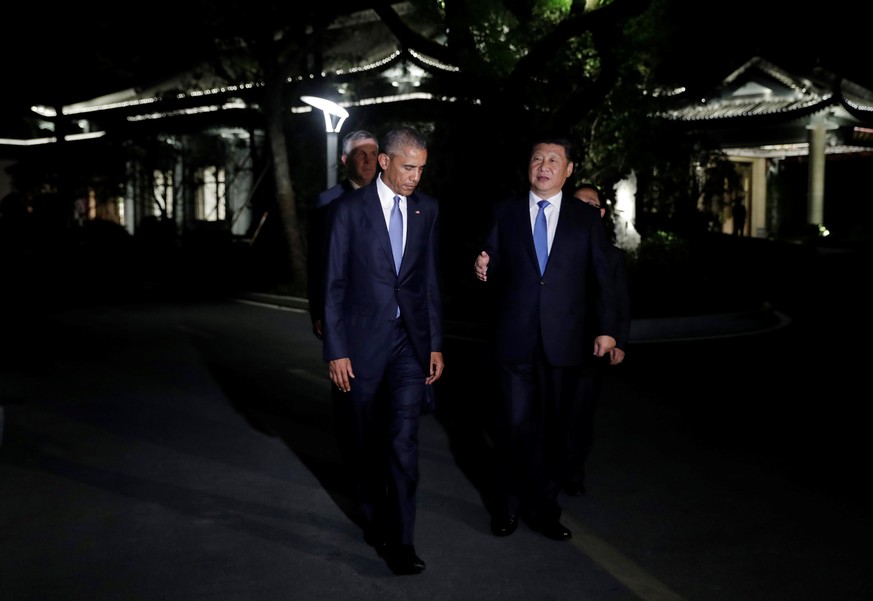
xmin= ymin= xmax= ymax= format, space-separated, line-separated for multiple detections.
xmin=305 ymin=130 xmax=380 ymax=560
xmin=308 ymin=129 xmax=379 ymax=339
xmin=562 ymin=182 xmax=631 ymax=496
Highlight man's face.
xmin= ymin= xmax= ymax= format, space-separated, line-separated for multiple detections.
xmin=343 ymin=140 xmax=378 ymax=187
xmin=528 ymin=143 xmax=573 ymax=199
xmin=573 ymin=188 xmax=606 ymax=218
xmin=378 ymin=146 xmax=427 ymax=197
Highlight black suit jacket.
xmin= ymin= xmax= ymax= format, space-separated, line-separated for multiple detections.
xmin=307 ymin=180 xmax=356 ymax=326
xmin=322 ymin=180 xmax=443 ymax=377
xmin=481 ymin=194 xmax=618 ymax=366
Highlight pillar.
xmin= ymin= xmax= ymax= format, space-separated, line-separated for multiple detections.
xmin=751 ymin=157 xmax=767 ymax=237
xmin=806 ymin=113 xmax=836 ymax=226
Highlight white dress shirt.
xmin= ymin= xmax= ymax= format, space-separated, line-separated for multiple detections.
xmin=529 ymin=190 xmax=562 ymax=252
xmin=377 ymin=174 xmax=407 ymax=252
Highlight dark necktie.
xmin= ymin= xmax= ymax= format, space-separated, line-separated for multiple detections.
xmin=534 ymin=200 xmax=549 ymax=275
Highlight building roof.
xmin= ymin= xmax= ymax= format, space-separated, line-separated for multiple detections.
xmin=659 ymin=57 xmax=873 ymax=156
xmin=662 ymin=57 xmax=873 ymax=123
xmin=0 ymin=3 xmax=461 ymax=150
xmin=0 ymin=44 xmax=465 ymax=155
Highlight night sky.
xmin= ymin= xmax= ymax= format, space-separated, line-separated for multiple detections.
xmin=656 ymin=0 xmax=872 ymax=95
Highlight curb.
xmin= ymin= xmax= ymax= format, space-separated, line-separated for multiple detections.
xmin=629 ymin=303 xmax=791 ymax=343
xmin=234 ymin=293 xmax=792 ymax=344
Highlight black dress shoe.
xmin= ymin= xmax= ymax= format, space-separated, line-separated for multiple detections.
xmin=383 ymin=544 xmax=426 ymax=575
xmin=529 ymin=518 xmax=572 ymax=541
xmin=564 ymin=481 xmax=586 ymax=496
xmin=490 ymin=513 xmax=519 ymax=537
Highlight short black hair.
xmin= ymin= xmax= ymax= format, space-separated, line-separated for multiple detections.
xmin=381 ymin=126 xmax=427 ymax=157
xmin=530 ymin=137 xmax=575 ymax=163
xmin=575 ymin=182 xmax=603 ymax=199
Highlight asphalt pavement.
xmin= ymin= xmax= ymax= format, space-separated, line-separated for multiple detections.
xmin=1 ymin=240 xmax=870 ymax=601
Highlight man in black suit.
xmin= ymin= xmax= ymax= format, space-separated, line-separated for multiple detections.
xmin=561 ymin=183 xmax=631 ymax=496
xmin=323 ymin=126 xmax=444 ymax=575
xmin=307 ymin=129 xmax=379 ymax=339
xmin=473 ymin=138 xmax=617 ymax=542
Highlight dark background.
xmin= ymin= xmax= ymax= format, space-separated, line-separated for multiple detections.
xmin=2 ymin=1 xmax=871 ymax=117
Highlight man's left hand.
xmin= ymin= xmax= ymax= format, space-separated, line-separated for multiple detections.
xmin=593 ymin=335 xmax=616 ymax=357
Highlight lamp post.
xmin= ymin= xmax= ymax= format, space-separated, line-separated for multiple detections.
xmin=300 ymin=96 xmax=349 ymax=189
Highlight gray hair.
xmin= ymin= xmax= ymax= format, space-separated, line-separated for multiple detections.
xmin=342 ymin=130 xmax=378 ymax=156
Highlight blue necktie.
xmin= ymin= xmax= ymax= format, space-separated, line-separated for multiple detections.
xmin=390 ymin=195 xmax=403 ymax=274
xmin=534 ymin=200 xmax=549 ymax=275
xmin=389 ymin=195 xmax=403 ymax=318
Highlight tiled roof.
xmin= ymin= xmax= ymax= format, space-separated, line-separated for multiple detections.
xmin=660 ymin=56 xmax=873 ymax=124
xmin=664 ymin=96 xmax=829 ymax=122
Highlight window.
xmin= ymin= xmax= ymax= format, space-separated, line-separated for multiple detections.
xmin=195 ymin=166 xmax=226 ymax=221
xmin=153 ymin=170 xmax=174 ymax=218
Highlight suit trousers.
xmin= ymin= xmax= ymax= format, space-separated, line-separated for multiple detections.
xmin=561 ymin=356 xmax=608 ymax=487
xmin=346 ymin=318 xmax=426 ymax=547
xmin=495 ymin=352 xmax=581 ymax=522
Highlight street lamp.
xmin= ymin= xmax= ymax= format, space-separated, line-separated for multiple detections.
xmin=301 ymin=95 xmax=349 ymax=189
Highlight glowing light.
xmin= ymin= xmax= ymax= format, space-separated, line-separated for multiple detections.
xmin=613 ymin=171 xmax=641 ymax=253
xmin=300 ymin=96 xmax=349 ymax=133
xmin=408 ymin=49 xmax=459 ymax=72
xmin=128 ymin=105 xmax=222 ymax=122
xmin=0 ymin=131 xmax=106 ymax=146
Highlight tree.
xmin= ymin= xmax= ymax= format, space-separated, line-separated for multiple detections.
xmin=367 ymin=0 xmax=700 ymax=216
xmin=367 ymin=0 xmax=692 ymax=263
xmin=192 ymin=0 xmax=457 ymax=295
xmin=192 ymin=1 xmax=325 ymax=295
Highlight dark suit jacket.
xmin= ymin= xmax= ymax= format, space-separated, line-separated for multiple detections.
xmin=316 ymin=180 xmax=356 ymax=209
xmin=481 ymin=194 xmax=618 ymax=366
xmin=322 ymin=180 xmax=443 ymax=377
xmin=307 ymin=180 xmax=357 ymax=326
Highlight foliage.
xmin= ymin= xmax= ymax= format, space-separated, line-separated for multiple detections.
xmin=377 ymin=0 xmax=731 ymax=244
xmin=631 ymin=229 xmax=690 ymax=267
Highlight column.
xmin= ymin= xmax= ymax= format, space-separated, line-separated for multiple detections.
xmin=805 ymin=113 xmax=837 ymax=226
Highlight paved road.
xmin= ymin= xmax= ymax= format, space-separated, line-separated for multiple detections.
xmin=1 ymin=244 xmax=870 ymax=601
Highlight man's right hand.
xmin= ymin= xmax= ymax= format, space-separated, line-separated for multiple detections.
xmin=312 ymin=319 xmax=323 ymax=340
xmin=329 ymin=358 xmax=355 ymax=392
xmin=474 ymin=251 xmax=490 ymax=281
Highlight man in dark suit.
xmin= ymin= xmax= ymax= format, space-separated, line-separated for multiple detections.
xmin=561 ymin=183 xmax=631 ymax=496
xmin=473 ymin=138 xmax=617 ymax=542
xmin=322 ymin=126 xmax=444 ymax=575
xmin=307 ymin=129 xmax=379 ymax=339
